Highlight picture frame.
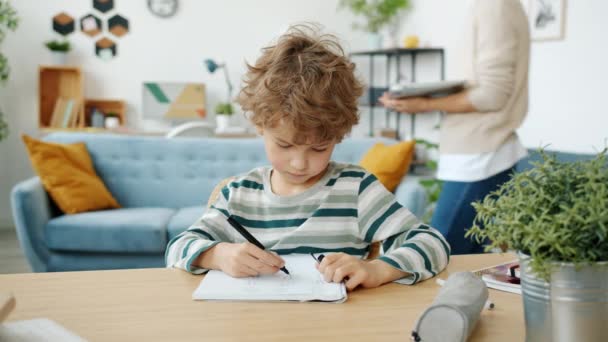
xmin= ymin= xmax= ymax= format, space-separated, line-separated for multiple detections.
xmin=528 ymin=0 xmax=567 ymax=41
xmin=142 ymin=82 xmax=206 ymax=121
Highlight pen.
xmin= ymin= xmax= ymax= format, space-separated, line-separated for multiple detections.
xmin=226 ymin=216 xmax=290 ymax=276
xmin=435 ymin=278 xmax=495 ymax=310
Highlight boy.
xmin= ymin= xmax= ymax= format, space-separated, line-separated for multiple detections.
xmin=166 ymin=24 xmax=450 ymax=290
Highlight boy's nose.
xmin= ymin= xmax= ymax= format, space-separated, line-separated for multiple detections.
xmin=290 ymin=157 xmax=307 ymax=171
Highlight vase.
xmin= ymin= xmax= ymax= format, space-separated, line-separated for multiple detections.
xmin=51 ymin=51 xmax=67 ymax=65
xmin=519 ymin=254 xmax=552 ymax=342
xmin=550 ymin=260 xmax=608 ymax=342
xmin=519 ymin=253 xmax=608 ymax=342
xmin=215 ymin=114 xmax=231 ymax=132
xmin=367 ymin=33 xmax=382 ymax=50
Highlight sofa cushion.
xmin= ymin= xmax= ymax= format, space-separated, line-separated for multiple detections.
xmin=167 ymin=206 xmax=206 ymax=240
xmin=22 ymin=134 xmax=121 ymax=214
xmin=46 ymin=208 xmax=175 ymax=253
xmin=359 ymin=140 xmax=415 ymax=192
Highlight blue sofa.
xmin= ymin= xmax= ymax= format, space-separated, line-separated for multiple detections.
xmin=11 ymin=133 xmax=427 ymax=272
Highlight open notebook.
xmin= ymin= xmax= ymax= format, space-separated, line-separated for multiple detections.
xmin=192 ymin=254 xmax=347 ymax=303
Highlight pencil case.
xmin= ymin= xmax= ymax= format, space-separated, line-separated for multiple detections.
xmin=411 ymin=272 xmax=488 ymax=342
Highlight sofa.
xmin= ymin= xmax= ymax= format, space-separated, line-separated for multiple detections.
xmin=11 ymin=132 xmax=428 ymax=272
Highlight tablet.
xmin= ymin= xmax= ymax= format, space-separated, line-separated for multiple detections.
xmin=388 ymin=80 xmax=466 ymax=99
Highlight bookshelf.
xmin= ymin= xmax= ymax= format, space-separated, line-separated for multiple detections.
xmin=38 ymin=65 xmax=84 ymax=129
xmin=38 ymin=65 xmax=127 ymax=131
xmin=350 ymin=48 xmax=445 ymax=139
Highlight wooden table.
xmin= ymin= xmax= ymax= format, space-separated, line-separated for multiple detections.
xmin=0 ymin=254 xmax=523 ymax=341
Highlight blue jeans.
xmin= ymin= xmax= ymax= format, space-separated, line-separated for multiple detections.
xmin=431 ymin=167 xmax=514 ymax=255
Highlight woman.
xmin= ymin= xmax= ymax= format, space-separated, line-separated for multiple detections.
xmin=380 ymin=0 xmax=531 ymax=254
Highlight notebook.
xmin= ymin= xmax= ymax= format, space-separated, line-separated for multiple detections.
xmin=388 ymin=80 xmax=466 ymax=99
xmin=192 ymin=254 xmax=347 ymax=303
xmin=473 ymin=260 xmax=521 ymax=294
xmin=0 ymin=293 xmax=86 ymax=341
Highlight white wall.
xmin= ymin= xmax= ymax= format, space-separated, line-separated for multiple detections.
xmin=1 ymin=0 xmax=607 ymax=225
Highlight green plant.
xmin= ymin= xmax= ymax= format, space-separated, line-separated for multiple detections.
xmin=414 ymin=138 xmax=443 ymax=222
xmin=339 ymin=0 xmax=410 ymax=33
xmin=214 ymin=102 xmax=234 ymax=115
xmin=0 ymin=0 xmax=18 ymax=142
xmin=466 ymin=150 xmax=608 ymax=280
xmin=45 ymin=39 xmax=71 ymax=52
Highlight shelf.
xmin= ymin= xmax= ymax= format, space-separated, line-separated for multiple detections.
xmin=38 ymin=65 xmax=84 ymax=129
xmin=348 ymin=49 xmax=445 ymax=138
xmin=84 ymin=98 xmax=126 ymax=127
xmin=350 ymin=48 xmax=444 ymax=56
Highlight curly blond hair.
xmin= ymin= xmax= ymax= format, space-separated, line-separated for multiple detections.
xmin=237 ymin=23 xmax=363 ymax=143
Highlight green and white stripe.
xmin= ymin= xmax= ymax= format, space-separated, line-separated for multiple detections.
xmin=165 ymin=162 xmax=450 ymax=283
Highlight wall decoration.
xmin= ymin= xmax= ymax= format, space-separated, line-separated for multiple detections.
xmin=93 ymin=0 xmax=114 ymax=14
xmin=142 ymin=82 xmax=206 ymax=121
xmin=80 ymin=13 xmax=102 ymax=37
xmin=108 ymin=14 xmax=129 ymax=37
xmin=528 ymin=0 xmax=567 ymax=41
xmin=147 ymin=0 xmax=178 ymax=18
xmin=95 ymin=37 xmax=116 ymax=60
xmin=49 ymin=0 xmax=131 ymax=60
xmin=52 ymin=12 xmax=75 ymax=36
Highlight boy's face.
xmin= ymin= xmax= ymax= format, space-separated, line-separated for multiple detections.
xmin=260 ymin=123 xmax=336 ymax=190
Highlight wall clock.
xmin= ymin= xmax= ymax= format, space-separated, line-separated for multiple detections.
xmin=147 ymin=0 xmax=178 ymax=18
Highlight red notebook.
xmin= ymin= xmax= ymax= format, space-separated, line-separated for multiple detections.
xmin=473 ymin=260 xmax=521 ymax=294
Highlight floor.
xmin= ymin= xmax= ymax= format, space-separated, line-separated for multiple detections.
xmin=0 ymin=228 xmax=31 ymax=274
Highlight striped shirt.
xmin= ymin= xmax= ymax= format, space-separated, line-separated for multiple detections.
xmin=165 ymin=162 xmax=450 ymax=284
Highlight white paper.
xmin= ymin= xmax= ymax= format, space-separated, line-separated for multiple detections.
xmin=193 ymin=254 xmax=347 ymax=302
xmin=0 ymin=318 xmax=86 ymax=342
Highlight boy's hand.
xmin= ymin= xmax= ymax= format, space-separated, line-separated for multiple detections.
xmin=316 ymin=253 xmax=408 ymax=291
xmin=199 ymin=242 xmax=285 ymax=278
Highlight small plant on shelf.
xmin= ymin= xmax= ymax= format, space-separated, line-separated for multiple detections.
xmin=44 ymin=39 xmax=71 ymax=52
xmin=339 ymin=0 xmax=410 ymax=34
xmin=214 ymin=103 xmax=234 ymax=116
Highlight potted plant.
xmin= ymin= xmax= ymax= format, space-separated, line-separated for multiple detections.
xmin=339 ymin=0 xmax=410 ymax=49
xmin=466 ymin=150 xmax=608 ymax=342
xmin=413 ymin=138 xmax=442 ymax=222
xmin=44 ymin=39 xmax=71 ymax=65
xmin=213 ymin=102 xmax=234 ymax=132
xmin=0 ymin=0 xmax=18 ymax=142
xmin=204 ymin=58 xmax=235 ymax=132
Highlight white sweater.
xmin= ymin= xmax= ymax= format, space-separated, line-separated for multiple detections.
xmin=440 ymin=0 xmax=530 ymax=154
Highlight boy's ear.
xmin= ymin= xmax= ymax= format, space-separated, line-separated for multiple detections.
xmin=255 ymin=126 xmax=264 ymax=135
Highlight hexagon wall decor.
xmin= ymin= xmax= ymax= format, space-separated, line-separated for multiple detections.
xmin=52 ymin=12 xmax=75 ymax=36
xmin=93 ymin=0 xmax=114 ymax=13
xmin=80 ymin=13 xmax=102 ymax=37
xmin=108 ymin=14 xmax=129 ymax=37
xmin=95 ymin=37 xmax=117 ymax=60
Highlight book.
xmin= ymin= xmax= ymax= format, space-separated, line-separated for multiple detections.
xmin=49 ymin=97 xmax=67 ymax=128
xmin=192 ymin=254 xmax=347 ymax=303
xmin=0 ymin=293 xmax=85 ymax=341
xmin=388 ymin=80 xmax=466 ymax=99
xmin=473 ymin=259 xmax=521 ymax=294
xmin=61 ymin=98 xmax=74 ymax=128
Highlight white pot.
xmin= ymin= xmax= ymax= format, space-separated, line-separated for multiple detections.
xmin=215 ymin=114 xmax=231 ymax=132
xmin=51 ymin=51 xmax=67 ymax=65
xmin=368 ymin=33 xmax=383 ymax=50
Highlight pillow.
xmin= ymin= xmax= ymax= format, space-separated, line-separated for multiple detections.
xmin=22 ymin=134 xmax=120 ymax=214
xmin=359 ymin=140 xmax=415 ymax=192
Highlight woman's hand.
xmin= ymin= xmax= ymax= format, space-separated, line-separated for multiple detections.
xmin=316 ymin=253 xmax=407 ymax=291
xmin=200 ymin=242 xmax=285 ymax=278
xmin=379 ymin=92 xmax=431 ymax=113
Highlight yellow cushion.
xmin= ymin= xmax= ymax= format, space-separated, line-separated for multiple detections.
xmin=359 ymin=140 xmax=416 ymax=192
xmin=22 ymin=134 xmax=121 ymax=214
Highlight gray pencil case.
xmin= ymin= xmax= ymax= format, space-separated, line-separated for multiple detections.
xmin=411 ymin=272 xmax=488 ymax=342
